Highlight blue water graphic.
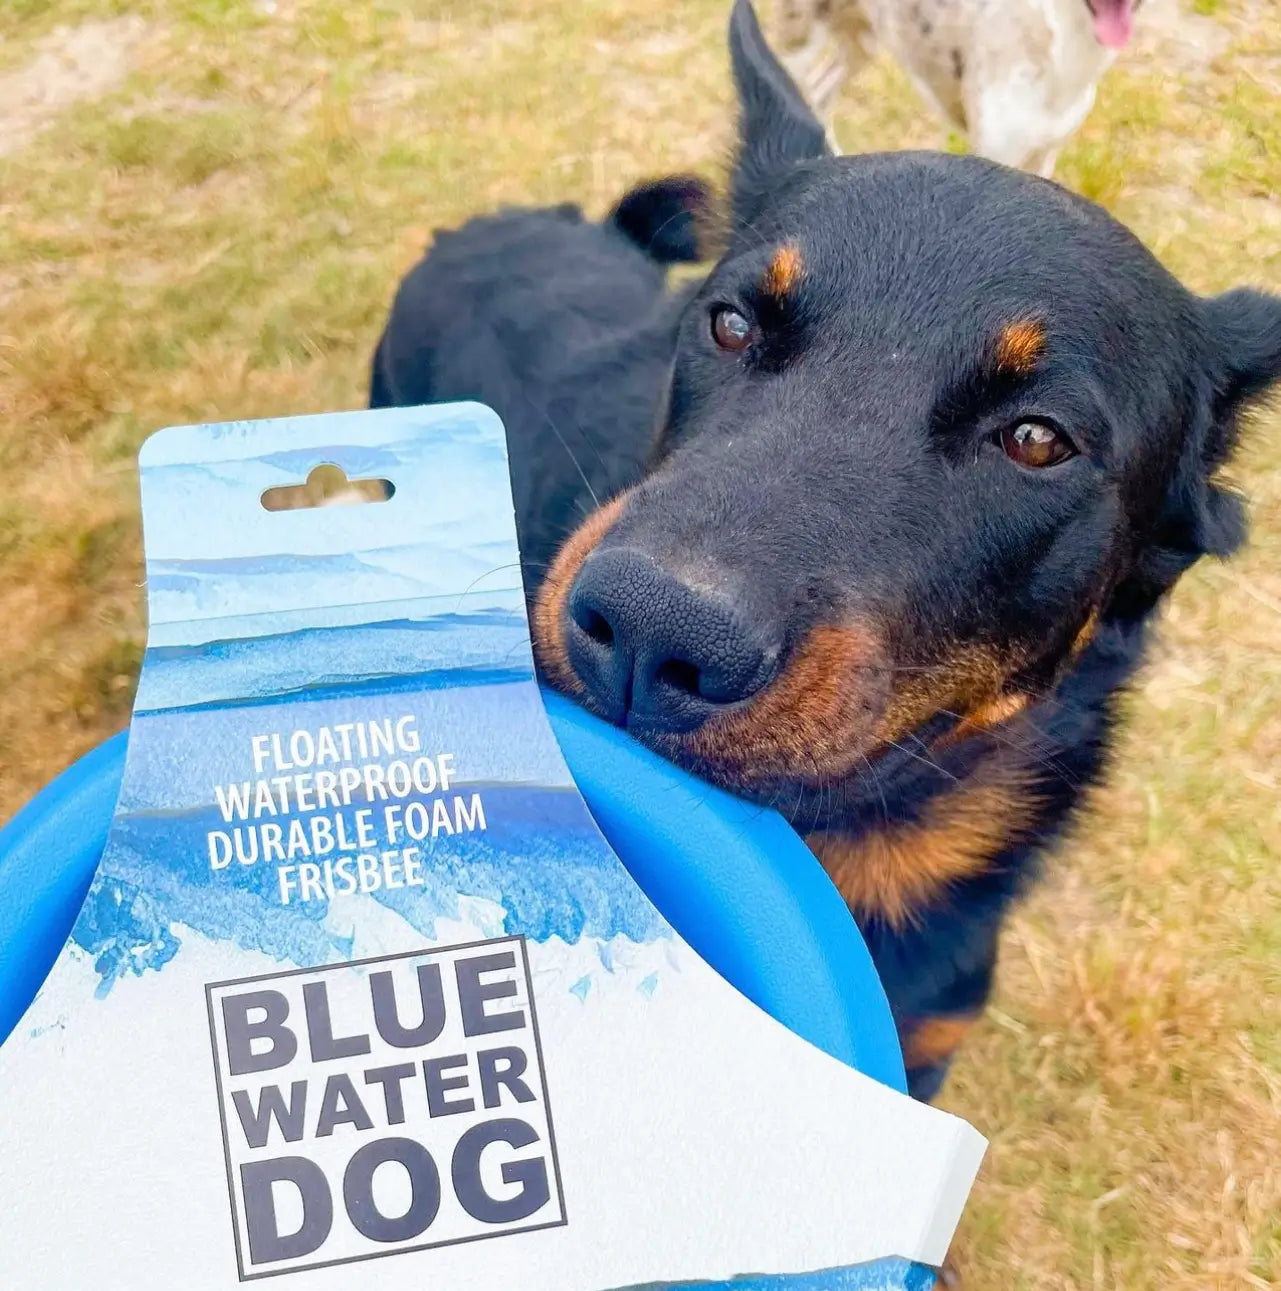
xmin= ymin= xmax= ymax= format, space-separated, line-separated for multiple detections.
xmin=134 ymin=613 xmax=534 ymax=713
xmin=74 ymin=774 xmax=669 ymax=988
xmin=613 ymin=1257 xmax=936 ymax=1290
xmin=73 ymin=877 xmax=181 ymax=997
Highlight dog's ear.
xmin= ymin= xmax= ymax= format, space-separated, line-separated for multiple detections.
xmin=1114 ymin=287 xmax=1281 ymax=619
xmin=728 ymin=0 xmax=830 ymax=228
xmin=1204 ymin=287 xmax=1281 ymax=415
xmin=1190 ymin=286 xmax=1281 ymax=555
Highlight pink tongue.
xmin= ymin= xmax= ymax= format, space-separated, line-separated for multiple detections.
xmin=1092 ymin=3 xmax=1134 ymax=49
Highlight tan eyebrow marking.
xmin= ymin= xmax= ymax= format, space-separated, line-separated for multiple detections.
xmin=994 ymin=319 xmax=1046 ymax=375
xmin=761 ymin=242 xmax=804 ymax=298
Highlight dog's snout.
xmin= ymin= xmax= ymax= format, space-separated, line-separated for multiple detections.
xmin=565 ymin=548 xmax=780 ymax=731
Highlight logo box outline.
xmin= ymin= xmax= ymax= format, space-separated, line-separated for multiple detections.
xmin=203 ymin=934 xmax=568 ymax=1282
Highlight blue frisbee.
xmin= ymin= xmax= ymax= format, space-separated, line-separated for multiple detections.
xmin=0 ymin=691 xmax=905 ymax=1092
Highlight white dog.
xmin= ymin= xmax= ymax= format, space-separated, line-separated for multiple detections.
xmin=778 ymin=0 xmax=1140 ymax=176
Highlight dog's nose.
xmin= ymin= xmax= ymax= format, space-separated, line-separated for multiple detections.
xmin=564 ymin=547 xmax=780 ymax=731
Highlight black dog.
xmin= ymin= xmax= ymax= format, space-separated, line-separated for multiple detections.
xmin=371 ymin=0 xmax=1281 ymax=1100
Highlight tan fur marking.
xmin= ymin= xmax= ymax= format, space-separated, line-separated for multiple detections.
xmin=530 ymin=493 xmax=630 ymax=694
xmin=901 ymin=1014 xmax=982 ymax=1070
xmin=762 ymin=242 xmax=804 ymax=298
xmin=965 ymin=690 xmax=1032 ymax=728
xmin=937 ymin=689 xmax=1034 ymax=748
xmin=873 ymin=644 xmax=1014 ymax=747
xmin=808 ymin=764 xmax=1041 ymax=930
xmin=994 ymin=319 xmax=1046 ymax=375
xmin=682 ymin=623 xmax=885 ymax=787
xmin=1070 ymin=606 xmax=1101 ymax=659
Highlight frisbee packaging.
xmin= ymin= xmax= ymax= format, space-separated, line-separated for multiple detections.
xmin=0 ymin=404 xmax=985 ymax=1290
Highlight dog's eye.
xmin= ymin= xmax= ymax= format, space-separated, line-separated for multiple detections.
xmin=711 ymin=306 xmax=754 ymax=352
xmin=998 ymin=420 xmax=1077 ymax=468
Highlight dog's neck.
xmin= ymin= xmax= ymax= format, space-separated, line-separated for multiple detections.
xmin=801 ymin=613 xmax=1146 ymax=931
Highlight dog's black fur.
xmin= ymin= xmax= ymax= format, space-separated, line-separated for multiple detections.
xmin=370 ymin=0 xmax=1281 ymax=1100
xmin=369 ymin=176 xmax=710 ymax=572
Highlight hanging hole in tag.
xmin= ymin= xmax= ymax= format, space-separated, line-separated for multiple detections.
xmin=260 ymin=463 xmax=395 ymax=512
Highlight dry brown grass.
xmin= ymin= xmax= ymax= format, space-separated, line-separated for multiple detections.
xmin=0 ymin=0 xmax=1278 ymax=1285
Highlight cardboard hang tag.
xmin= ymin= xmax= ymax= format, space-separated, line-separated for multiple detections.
xmin=0 ymin=403 xmax=984 ymax=1290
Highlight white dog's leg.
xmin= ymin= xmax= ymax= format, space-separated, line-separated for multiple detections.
xmin=782 ymin=20 xmax=849 ymax=143
xmin=1029 ymin=145 xmax=1062 ymax=179
xmin=778 ymin=3 xmax=880 ymax=154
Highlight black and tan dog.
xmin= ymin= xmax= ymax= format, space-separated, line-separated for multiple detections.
xmin=370 ymin=0 xmax=1281 ymax=1101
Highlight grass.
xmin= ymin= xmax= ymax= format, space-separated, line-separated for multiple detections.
xmin=0 ymin=0 xmax=1278 ymax=1285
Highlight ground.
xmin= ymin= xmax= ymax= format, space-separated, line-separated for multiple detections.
xmin=0 ymin=0 xmax=1278 ymax=1286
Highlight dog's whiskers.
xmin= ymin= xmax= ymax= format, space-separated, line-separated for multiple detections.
xmin=933 ymin=706 xmax=1079 ymax=785
xmin=525 ymin=396 xmax=602 ymax=510
xmin=883 ymin=737 xmax=960 ymax=783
